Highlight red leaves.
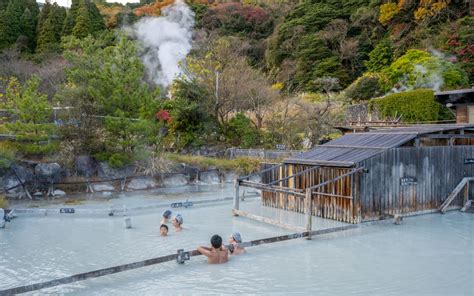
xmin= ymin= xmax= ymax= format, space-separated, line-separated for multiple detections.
xmin=155 ymin=109 xmax=172 ymax=123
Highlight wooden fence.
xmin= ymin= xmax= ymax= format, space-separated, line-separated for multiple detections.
xmin=359 ymin=145 xmax=474 ymax=219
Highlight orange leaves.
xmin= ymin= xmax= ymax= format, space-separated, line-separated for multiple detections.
xmin=134 ymin=0 xmax=176 ymax=17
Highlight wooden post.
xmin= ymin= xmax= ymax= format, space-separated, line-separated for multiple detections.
xmin=464 ymin=182 xmax=469 ymax=205
xmin=233 ymin=179 xmax=240 ymax=216
xmin=305 ymin=188 xmax=312 ymax=240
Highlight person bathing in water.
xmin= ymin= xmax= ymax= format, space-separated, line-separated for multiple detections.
xmin=160 ymin=224 xmax=169 ymax=236
xmin=172 ymin=214 xmax=183 ymax=232
xmin=161 ymin=210 xmax=172 ymax=225
xmin=228 ymin=232 xmax=245 ymax=255
xmin=197 ymin=235 xmax=228 ymax=264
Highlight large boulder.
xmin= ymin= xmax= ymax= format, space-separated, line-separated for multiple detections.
xmin=98 ymin=162 xmax=135 ymax=179
xmin=162 ymin=174 xmax=189 ymax=187
xmin=1 ymin=165 xmax=34 ymax=198
xmin=92 ymin=183 xmax=115 ymax=192
xmin=75 ymin=156 xmax=96 ymax=178
xmin=179 ymin=163 xmax=200 ymax=181
xmin=35 ymin=163 xmax=64 ymax=183
xmin=199 ymin=170 xmax=221 ymax=184
xmin=127 ymin=177 xmax=158 ymax=190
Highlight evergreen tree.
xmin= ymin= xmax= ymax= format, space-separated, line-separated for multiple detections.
xmin=88 ymin=37 xmax=159 ymax=155
xmin=0 ymin=0 xmax=39 ymax=50
xmin=37 ymin=3 xmax=66 ymax=52
xmin=62 ymin=0 xmax=81 ymax=36
xmin=72 ymin=4 xmax=92 ymax=39
xmin=20 ymin=8 xmax=35 ymax=51
xmin=2 ymin=76 xmax=57 ymax=156
xmin=86 ymin=0 xmax=105 ymax=33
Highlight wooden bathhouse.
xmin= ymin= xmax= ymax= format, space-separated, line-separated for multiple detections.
xmin=435 ymin=88 xmax=474 ymax=123
xmin=235 ymin=124 xmax=474 ymax=225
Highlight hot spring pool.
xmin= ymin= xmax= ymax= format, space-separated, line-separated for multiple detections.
xmin=0 ymin=185 xmax=473 ymax=295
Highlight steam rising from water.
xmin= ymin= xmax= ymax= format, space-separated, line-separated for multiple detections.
xmin=133 ymin=0 xmax=194 ymax=88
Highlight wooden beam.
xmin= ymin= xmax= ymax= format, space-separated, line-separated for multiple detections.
xmin=233 ymin=179 xmax=240 ymax=215
xmin=232 ymin=209 xmax=305 ymax=232
xmin=284 ymin=159 xmax=355 ymax=167
xmin=239 ymin=181 xmax=305 ymax=197
xmin=267 ymin=165 xmax=319 ymax=186
xmin=439 ymin=177 xmax=474 ymax=213
xmin=305 ymin=189 xmax=312 ymax=240
xmin=312 ymin=192 xmax=353 ymax=199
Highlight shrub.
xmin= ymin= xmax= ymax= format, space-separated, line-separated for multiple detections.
xmin=225 ymin=113 xmax=260 ymax=148
xmin=108 ymin=153 xmax=132 ymax=168
xmin=166 ymin=154 xmax=262 ymax=175
xmin=378 ymin=3 xmax=400 ymax=25
xmin=344 ymin=73 xmax=384 ymax=101
xmin=369 ymin=89 xmax=454 ymax=122
xmin=383 ymin=49 xmax=469 ymax=91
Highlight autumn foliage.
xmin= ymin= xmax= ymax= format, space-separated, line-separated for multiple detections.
xmin=134 ymin=0 xmax=175 ymax=17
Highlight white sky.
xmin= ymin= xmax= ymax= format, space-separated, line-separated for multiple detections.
xmin=37 ymin=1 xmax=140 ymax=8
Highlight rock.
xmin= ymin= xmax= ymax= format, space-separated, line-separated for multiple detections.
xmin=75 ymin=156 xmax=96 ymax=178
xmin=179 ymin=163 xmax=199 ymax=181
xmin=35 ymin=163 xmax=64 ymax=183
xmin=98 ymin=162 xmax=135 ymax=179
xmin=92 ymin=183 xmax=115 ymax=192
xmin=127 ymin=177 xmax=158 ymax=190
xmin=1 ymin=165 xmax=34 ymax=197
xmin=224 ymin=172 xmax=238 ymax=183
xmin=53 ymin=189 xmax=66 ymax=196
xmin=162 ymin=174 xmax=189 ymax=187
xmin=199 ymin=170 xmax=221 ymax=184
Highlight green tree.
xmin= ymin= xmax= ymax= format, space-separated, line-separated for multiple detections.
xmin=62 ymin=0 xmax=80 ymax=35
xmin=1 ymin=76 xmax=57 ymax=155
xmin=60 ymin=35 xmax=159 ymax=162
xmin=365 ymin=40 xmax=393 ymax=72
xmin=19 ymin=8 xmax=35 ymax=51
xmin=0 ymin=0 xmax=39 ymax=50
xmin=37 ymin=3 xmax=67 ymax=52
xmin=72 ymin=4 xmax=92 ymax=39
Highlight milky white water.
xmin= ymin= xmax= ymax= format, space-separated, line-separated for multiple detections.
xmin=0 ymin=185 xmax=473 ymax=295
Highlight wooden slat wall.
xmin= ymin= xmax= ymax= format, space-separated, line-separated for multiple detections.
xmin=260 ymin=164 xmax=358 ymax=223
xmin=359 ymin=146 xmax=474 ymax=220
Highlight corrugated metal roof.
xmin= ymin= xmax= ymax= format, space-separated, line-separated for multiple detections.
xmin=368 ymin=124 xmax=474 ymax=134
xmin=285 ymin=124 xmax=474 ymax=167
xmin=285 ymin=133 xmax=416 ymax=167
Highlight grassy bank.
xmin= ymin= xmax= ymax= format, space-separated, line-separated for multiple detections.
xmin=166 ymin=154 xmax=265 ymax=175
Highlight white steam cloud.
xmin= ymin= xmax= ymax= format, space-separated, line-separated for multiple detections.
xmin=133 ymin=0 xmax=194 ymax=88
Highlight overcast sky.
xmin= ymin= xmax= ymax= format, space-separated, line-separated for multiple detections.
xmin=37 ymin=1 xmax=140 ymax=8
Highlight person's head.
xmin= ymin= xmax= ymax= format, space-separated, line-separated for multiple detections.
xmin=162 ymin=210 xmax=172 ymax=220
xmin=210 ymin=234 xmax=223 ymax=249
xmin=228 ymin=232 xmax=242 ymax=244
xmin=172 ymin=214 xmax=183 ymax=227
xmin=160 ymin=224 xmax=169 ymax=236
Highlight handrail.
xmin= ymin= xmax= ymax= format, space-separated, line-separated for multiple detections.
xmin=237 ymin=163 xmax=282 ymax=182
xmin=439 ymin=177 xmax=474 ymax=213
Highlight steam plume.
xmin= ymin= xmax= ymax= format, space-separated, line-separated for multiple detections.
xmin=133 ymin=0 xmax=194 ymax=88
